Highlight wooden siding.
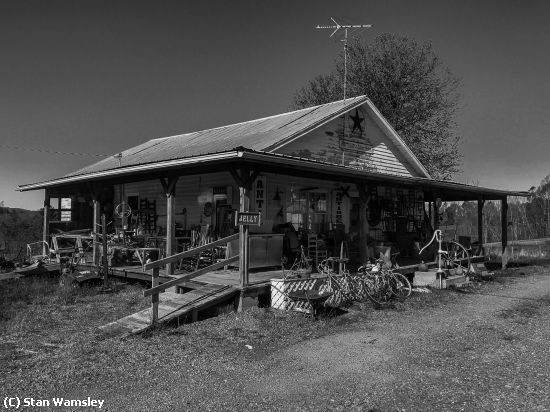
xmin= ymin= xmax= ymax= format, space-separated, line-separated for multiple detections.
xmin=113 ymin=172 xmax=357 ymax=236
xmin=275 ymin=103 xmax=415 ymax=178
xmin=114 ymin=172 xmax=236 ymax=235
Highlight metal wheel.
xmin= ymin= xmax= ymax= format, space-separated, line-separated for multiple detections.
xmin=442 ymin=241 xmax=472 ymax=276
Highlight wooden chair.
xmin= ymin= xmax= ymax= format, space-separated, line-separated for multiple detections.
xmin=308 ymin=234 xmax=327 ymax=269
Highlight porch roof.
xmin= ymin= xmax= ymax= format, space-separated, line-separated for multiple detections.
xmin=17 ymin=148 xmax=527 ymax=201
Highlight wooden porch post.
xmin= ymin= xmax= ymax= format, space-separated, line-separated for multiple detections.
xmin=152 ymin=266 xmax=159 ymax=324
xmin=477 ymin=198 xmax=485 ymax=256
xmin=43 ymin=189 xmax=50 ymax=257
xmin=230 ymin=166 xmax=259 ymax=312
xmin=239 ymin=185 xmax=250 ymax=288
xmin=92 ymin=199 xmax=100 ymax=265
xmin=428 ymin=201 xmax=432 ymax=230
xmin=501 ymin=197 xmax=508 ymax=253
xmin=161 ymin=176 xmax=179 ymax=277
xmin=356 ymin=182 xmax=370 ymax=264
xmin=433 ymin=198 xmax=440 ymax=230
xmin=87 ymin=182 xmax=102 ymax=266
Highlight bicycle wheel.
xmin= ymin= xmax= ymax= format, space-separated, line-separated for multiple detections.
xmin=363 ymin=275 xmax=393 ymax=306
xmin=390 ymin=272 xmax=412 ymax=299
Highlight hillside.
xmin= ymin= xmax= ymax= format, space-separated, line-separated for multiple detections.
xmin=0 ymin=207 xmax=43 ymax=259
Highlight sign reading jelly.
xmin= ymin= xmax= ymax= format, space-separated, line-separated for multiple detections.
xmin=235 ymin=212 xmax=262 ymax=226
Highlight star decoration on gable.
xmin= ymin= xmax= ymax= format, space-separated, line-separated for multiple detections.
xmin=349 ymin=109 xmax=365 ymax=134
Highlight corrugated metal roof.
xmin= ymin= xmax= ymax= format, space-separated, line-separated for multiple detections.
xmin=65 ymin=96 xmax=370 ymax=178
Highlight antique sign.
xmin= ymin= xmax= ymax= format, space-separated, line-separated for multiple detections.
xmin=235 ymin=211 xmax=262 ymax=226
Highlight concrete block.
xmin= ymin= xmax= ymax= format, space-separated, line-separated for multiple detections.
xmin=414 ymin=271 xmax=470 ymax=289
xmin=434 ymin=275 xmax=470 ymax=289
xmin=413 ymin=271 xmax=438 ymax=287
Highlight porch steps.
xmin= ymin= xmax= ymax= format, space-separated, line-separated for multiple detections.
xmin=99 ymin=283 xmax=239 ymax=336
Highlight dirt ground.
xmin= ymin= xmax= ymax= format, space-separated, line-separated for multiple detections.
xmin=2 ymin=266 xmax=550 ymax=411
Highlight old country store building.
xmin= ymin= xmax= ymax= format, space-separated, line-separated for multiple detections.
xmin=18 ymin=95 xmax=525 ymax=302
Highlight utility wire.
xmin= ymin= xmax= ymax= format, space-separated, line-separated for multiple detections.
xmin=0 ymin=144 xmax=109 ymax=158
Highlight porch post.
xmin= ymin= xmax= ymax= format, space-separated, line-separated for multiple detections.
xmin=428 ymin=201 xmax=432 ymax=230
xmin=477 ymin=198 xmax=485 ymax=256
xmin=161 ymin=176 xmax=178 ymax=277
xmin=356 ymin=182 xmax=370 ymax=264
xmin=92 ymin=199 xmax=100 ymax=265
xmin=433 ymin=199 xmax=439 ymax=230
xmin=43 ymin=189 xmax=50 ymax=257
xmin=501 ymin=196 xmax=508 ymax=253
xmin=230 ymin=166 xmax=258 ymax=312
xmin=239 ymin=185 xmax=250 ymax=289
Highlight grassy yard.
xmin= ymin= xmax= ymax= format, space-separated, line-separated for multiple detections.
xmin=2 ymin=264 xmax=550 ymax=410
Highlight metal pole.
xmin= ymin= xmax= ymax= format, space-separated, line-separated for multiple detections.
xmin=315 ymin=18 xmax=372 ymax=101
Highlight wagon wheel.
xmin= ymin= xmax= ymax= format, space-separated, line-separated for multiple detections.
xmin=114 ymin=202 xmax=132 ymax=218
xmin=442 ymin=241 xmax=472 ymax=277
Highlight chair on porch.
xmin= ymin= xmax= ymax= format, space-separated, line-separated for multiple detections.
xmin=178 ymin=224 xmax=211 ymax=272
xmin=307 ymin=234 xmax=327 ymax=269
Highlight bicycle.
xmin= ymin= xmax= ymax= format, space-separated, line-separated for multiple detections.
xmin=318 ymin=257 xmax=364 ymax=306
xmin=357 ymin=258 xmax=411 ymax=306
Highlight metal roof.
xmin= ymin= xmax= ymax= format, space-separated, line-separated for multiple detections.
xmin=64 ymin=96 xmax=372 ymax=178
xmin=16 ymin=95 xmax=526 ymax=200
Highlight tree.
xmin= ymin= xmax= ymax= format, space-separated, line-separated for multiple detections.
xmin=293 ymin=33 xmax=462 ymax=180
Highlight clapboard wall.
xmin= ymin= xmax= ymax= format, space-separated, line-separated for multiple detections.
xmin=113 ymin=171 xmax=352 ymax=235
xmin=276 ymin=103 xmax=415 ymax=177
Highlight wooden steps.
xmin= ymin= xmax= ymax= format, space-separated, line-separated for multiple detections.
xmin=99 ymin=284 xmax=238 ymax=335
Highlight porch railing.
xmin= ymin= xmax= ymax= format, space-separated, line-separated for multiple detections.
xmin=143 ymin=233 xmax=239 ymax=324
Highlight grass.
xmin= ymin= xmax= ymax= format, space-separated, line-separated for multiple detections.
xmin=2 ymin=263 xmax=549 ymax=410
xmin=0 ymin=275 xmax=150 ymax=357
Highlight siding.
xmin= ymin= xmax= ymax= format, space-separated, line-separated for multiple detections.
xmin=275 ymin=103 xmax=415 ymax=178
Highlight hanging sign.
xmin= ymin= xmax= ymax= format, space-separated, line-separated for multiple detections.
xmin=235 ymin=212 xmax=262 ymax=226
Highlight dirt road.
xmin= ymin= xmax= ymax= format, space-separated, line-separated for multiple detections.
xmin=246 ymin=268 xmax=550 ymax=411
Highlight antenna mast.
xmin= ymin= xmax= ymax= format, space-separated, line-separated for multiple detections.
xmin=316 ymin=17 xmax=372 ymax=101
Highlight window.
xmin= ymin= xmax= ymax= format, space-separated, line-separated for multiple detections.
xmin=308 ymin=192 xmax=328 ymax=233
xmin=285 ymin=190 xmax=328 ymax=233
xmin=50 ymin=197 xmax=72 ymax=222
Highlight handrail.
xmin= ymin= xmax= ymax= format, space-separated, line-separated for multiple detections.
xmin=144 ymin=233 xmax=238 ymax=270
xmin=143 ymin=255 xmax=239 ymax=297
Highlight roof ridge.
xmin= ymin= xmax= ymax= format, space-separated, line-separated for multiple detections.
xmin=148 ymin=95 xmax=368 ymax=142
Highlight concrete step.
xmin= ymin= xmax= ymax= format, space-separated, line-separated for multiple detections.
xmin=413 ymin=271 xmax=470 ymax=289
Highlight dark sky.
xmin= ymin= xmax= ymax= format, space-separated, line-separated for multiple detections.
xmin=1 ymin=0 xmax=549 ymax=209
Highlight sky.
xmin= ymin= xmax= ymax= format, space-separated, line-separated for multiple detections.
xmin=1 ymin=0 xmax=549 ymax=209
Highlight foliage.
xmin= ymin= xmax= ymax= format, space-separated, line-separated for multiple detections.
xmin=293 ymin=33 xmax=462 ymax=180
xmin=441 ymin=174 xmax=550 ymax=243
xmin=0 ymin=206 xmax=43 ymax=259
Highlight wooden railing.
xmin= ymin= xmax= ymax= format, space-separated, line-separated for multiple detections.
xmin=143 ymin=233 xmax=239 ymax=324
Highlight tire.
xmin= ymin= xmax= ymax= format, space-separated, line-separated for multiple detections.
xmin=390 ymin=272 xmax=412 ymax=299
xmin=363 ymin=276 xmax=392 ymax=306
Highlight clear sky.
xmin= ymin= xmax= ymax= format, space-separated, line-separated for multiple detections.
xmin=1 ymin=0 xmax=549 ymax=209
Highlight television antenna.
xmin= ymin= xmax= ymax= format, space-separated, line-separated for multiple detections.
xmin=316 ymin=17 xmax=372 ymax=101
